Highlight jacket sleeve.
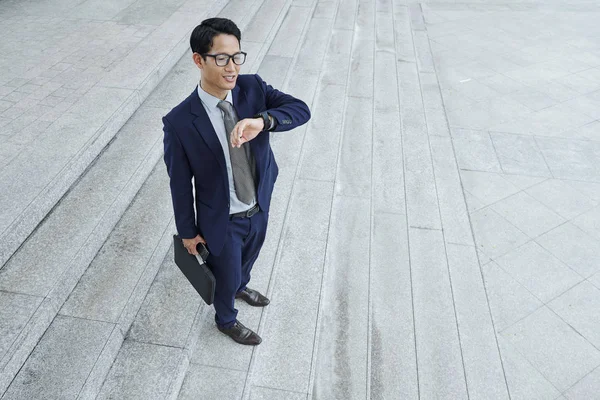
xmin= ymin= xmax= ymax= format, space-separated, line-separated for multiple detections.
xmin=163 ymin=116 xmax=197 ymax=239
xmin=254 ymin=74 xmax=311 ymax=132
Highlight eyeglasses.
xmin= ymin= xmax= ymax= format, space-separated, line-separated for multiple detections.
xmin=202 ymin=52 xmax=247 ymax=67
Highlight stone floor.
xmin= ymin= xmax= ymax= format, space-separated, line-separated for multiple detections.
xmin=1 ymin=0 xmax=600 ymax=399
xmin=422 ymin=3 xmax=600 ymax=398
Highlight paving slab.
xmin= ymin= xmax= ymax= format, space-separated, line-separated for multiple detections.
xmin=311 ymin=196 xmax=370 ymax=400
xmin=250 ymin=237 xmax=326 ymax=393
xmin=525 ymin=179 xmax=598 ymax=220
xmin=249 ymin=386 xmax=307 ymax=400
xmin=297 ymin=83 xmax=346 ymax=181
xmin=0 ymin=292 xmax=43 ymax=364
xmin=403 ymin=131 xmax=442 ymax=230
xmin=372 ymin=110 xmax=406 ymax=214
xmin=369 ymin=212 xmax=418 ymax=399
xmin=495 ymin=241 xmax=583 ymax=303
xmin=430 ymin=136 xmax=474 ymax=246
xmin=445 ymin=243 xmax=509 ymax=399
xmin=497 ymin=336 xmax=562 ymax=400
xmin=451 ymin=128 xmax=503 ymax=173
xmin=564 ymin=366 xmax=600 ymax=400
xmin=127 ymin=250 xmax=201 ymax=348
xmin=335 ymin=96 xmax=373 ymax=197
xmin=536 ymin=222 xmax=600 ymax=279
xmin=267 ymin=5 xmax=312 ymax=58
xmin=459 ymin=171 xmax=524 ymax=208
xmin=489 ymin=132 xmax=553 ymax=178
xmin=548 ymin=281 xmax=600 ymax=349
xmin=501 ymin=306 xmax=600 ymax=392
xmin=490 ymin=191 xmax=566 ymax=238
xmin=470 ymin=208 xmax=530 ymax=260
xmin=2 ymin=315 xmax=114 ymax=400
xmin=96 ymin=340 xmax=182 ymax=400
xmin=409 ymin=228 xmax=468 ymax=399
xmin=178 ymin=364 xmax=246 ymax=400
xmin=482 ymin=261 xmax=543 ymax=332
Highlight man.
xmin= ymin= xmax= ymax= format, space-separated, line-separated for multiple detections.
xmin=163 ymin=18 xmax=310 ymax=345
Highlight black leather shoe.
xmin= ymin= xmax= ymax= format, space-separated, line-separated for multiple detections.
xmin=217 ymin=320 xmax=262 ymax=345
xmin=235 ymin=288 xmax=270 ymax=307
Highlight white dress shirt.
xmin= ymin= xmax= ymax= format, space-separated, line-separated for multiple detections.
xmin=197 ymin=83 xmax=257 ymax=214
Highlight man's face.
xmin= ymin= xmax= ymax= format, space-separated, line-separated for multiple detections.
xmin=196 ymin=33 xmax=241 ymax=97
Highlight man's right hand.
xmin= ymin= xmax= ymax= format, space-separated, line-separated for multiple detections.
xmin=182 ymin=235 xmax=206 ymax=255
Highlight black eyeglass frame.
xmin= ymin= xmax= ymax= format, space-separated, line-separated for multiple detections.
xmin=201 ymin=51 xmax=247 ymax=66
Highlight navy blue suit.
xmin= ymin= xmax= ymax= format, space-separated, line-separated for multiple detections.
xmin=163 ymin=74 xmax=310 ymax=327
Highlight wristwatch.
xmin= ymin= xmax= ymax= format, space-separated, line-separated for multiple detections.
xmin=253 ymin=111 xmax=273 ymax=131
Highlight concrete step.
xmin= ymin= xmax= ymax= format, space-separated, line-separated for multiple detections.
xmin=309 ymin=1 xmax=509 ymax=399
xmin=1 ymin=160 xmax=175 ymax=400
xmin=0 ymin=87 xmax=165 ymax=396
xmin=0 ymin=0 xmax=229 ymax=269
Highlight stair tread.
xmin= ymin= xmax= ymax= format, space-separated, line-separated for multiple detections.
xmin=0 ymin=106 xmax=164 ymax=297
xmin=59 ymin=163 xmax=173 ymax=323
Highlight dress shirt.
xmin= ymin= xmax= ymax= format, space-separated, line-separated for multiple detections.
xmin=197 ymin=83 xmax=257 ymax=214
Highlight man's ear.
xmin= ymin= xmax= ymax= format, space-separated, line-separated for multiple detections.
xmin=192 ymin=52 xmax=203 ymax=70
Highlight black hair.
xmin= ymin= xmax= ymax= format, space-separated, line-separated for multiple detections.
xmin=190 ymin=18 xmax=241 ymax=55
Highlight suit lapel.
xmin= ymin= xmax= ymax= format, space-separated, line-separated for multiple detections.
xmin=190 ymin=87 xmax=226 ymax=172
xmin=189 ymin=84 xmax=259 ymax=184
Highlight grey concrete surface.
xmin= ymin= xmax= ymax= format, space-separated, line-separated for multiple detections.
xmin=2 ymin=315 xmax=114 ymax=400
xmin=59 ymin=164 xmax=173 ymax=323
xmin=0 ymin=0 xmax=227 ymax=270
xmin=127 ymin=252 xmax=202 ymax=348
xmin=96 ymin=340 xmax=183 ymax=400
xmin=178 ymin=364 xmax=246 ymax=400
xmin=1 ymin=0 xmax=600 ymax=399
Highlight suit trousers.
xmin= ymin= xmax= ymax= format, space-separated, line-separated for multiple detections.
xmin=207 ymin=209 xmax=268 ymax=328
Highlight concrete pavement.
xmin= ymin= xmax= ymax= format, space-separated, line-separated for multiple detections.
xmin=1 ymin=0 xmax=600 ymax=399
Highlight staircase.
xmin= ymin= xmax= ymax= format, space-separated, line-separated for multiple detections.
xmin=1 ymin=0 xmax=511 ymax=398
xmin=0 ymin=0 xmax=319 ymax=398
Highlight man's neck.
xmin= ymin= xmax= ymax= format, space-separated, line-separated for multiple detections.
xmin=200 ymin=80 xmax=227 ymax=100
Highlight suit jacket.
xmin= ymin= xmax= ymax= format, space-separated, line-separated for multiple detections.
xmin=163 ymin=74 xmax=310 ymax=256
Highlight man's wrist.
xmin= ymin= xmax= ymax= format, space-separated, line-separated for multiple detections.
xmin=253 ymin=111 xmax=274 ymax=131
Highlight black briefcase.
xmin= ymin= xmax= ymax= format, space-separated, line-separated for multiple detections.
xmin=173 ymin=235 xmax=216 ymax=305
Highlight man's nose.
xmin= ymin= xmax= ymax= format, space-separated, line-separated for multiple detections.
xmin=224 ymin=58 xmax=236 ymax=70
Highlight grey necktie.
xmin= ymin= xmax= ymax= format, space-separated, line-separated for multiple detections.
xmin=217 ymin=100 xmax=256 ymax=205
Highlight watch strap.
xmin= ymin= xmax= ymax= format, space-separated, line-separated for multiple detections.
xmin=253 ymin=111 xmax=272 ymax=131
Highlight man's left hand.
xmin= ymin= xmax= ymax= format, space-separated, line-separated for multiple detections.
xmin=230 ymin=118 xmax=264 ymax=148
